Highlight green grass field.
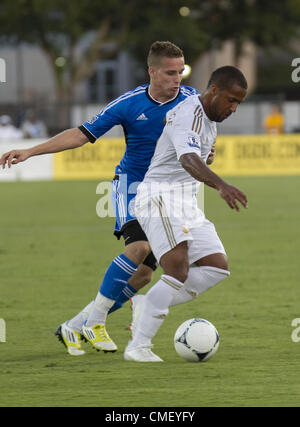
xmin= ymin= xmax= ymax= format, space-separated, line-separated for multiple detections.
xmin=0 ymin=176 xmax=299 ymax=407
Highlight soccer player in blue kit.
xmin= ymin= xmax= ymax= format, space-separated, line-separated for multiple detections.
xmin=1 ymin=41 xmax=203 ymax=355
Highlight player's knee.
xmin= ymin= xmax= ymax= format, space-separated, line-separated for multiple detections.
xmin=196 ymin=253 xmax=229 ymax=272
xmin=161 ymin=242 xmax=189 ymax=283
xmin=164 ymin=264 xmax=189 ymax=284
xmin=218 ymin=254 xmax=229 ymax=271
xmin=217 ymin=258 xmax=229 ymax=272
xmin=136 ymin=242 xmax=152 ymax=263
xmin=124 ymin=241 xmax=151 ymax=265
xmin=177 ymin=269 xmax=189 ymax=284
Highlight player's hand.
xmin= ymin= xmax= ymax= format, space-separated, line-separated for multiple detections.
xmin=218 ymin=182 xmax=248 ymax=211
xmin=0 ymin=149 xmax=31 ymax=169
xmin=206 ymin=144 xmax=216 ymax=165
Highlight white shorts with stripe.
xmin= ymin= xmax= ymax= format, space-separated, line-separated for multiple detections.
xmin=135 ymin=190 xmax=226 ymax=264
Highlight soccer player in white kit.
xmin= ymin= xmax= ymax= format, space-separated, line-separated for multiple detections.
xmin=125 ymin=66 xmax=248 ymax=362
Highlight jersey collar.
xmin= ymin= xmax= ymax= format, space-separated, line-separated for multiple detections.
xmin=146 ymin=86 xmax=180 ymax=106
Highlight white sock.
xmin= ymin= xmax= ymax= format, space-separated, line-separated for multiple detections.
xmin=85 ymin=292 xmax=115 ymax=327
xmin=130 ymin=275 xmax=184 ymax=348
xmin=170 ymin=287 xmax=195 ymax=307
xmin=67 ymin=301 xmax=94 ymax=332
xmin=171 ymin=265 xmax=230 ymax=307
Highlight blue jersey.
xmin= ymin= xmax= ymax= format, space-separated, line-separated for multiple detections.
xmin=79 ymin=84 xmax=199 ymax=183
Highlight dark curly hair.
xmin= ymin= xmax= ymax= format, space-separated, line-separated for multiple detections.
xmin=207 ymin=66 xmax=248 ymax=90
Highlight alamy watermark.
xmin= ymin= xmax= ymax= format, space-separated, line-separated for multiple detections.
xmin=291 ymin=318 xmax=300 ymax=343
xmin=0 ymin=319 xmax=6 ymax=343
xmin=0 ymin=58 xmax=6 ymax=83
xmin=96 ymin=176 xmax=205 ymax=221
xmin=291 ymin=58 xmax=300 ymax=83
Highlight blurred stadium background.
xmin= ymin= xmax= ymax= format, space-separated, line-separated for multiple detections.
xmin=1 ymin=0 xmax=300 ymax=408
xmin=1 ymin=0 xmax=300 ymax=134
xmin=1 ymin=0 xmax=300 ymax=181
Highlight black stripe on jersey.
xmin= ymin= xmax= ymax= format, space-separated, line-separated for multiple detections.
xmin=192 ymin=106 xmax=200 ymax=132
xmin=192 ymin=106 xmax=203 ymax=134
xmin=78 ymin=125 xmax=97 ymax=143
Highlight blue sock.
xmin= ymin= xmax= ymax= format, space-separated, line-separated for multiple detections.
xmin=108 ymin=283 xmax=137 ymax=314
xmin=100 ymin=254 xmax=137 ymax=301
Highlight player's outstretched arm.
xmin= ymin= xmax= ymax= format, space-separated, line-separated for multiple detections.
xmin=1 ymin=127 xmax=89 ymax=169
xmin=180 ymin=152 xmax=248 ymax=211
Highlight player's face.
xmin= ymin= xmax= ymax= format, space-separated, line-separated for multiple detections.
xmin=149 ymin=57 xmax=185 ymax=102
xmin=208 ymin=83 xmax=247 ymax=122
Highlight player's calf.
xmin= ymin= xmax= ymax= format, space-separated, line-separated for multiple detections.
xmin=129 ymin=264 xmax=153 ymax=290
xmin=124 ymin=241 xmax=152 ymax=265
xmin=195 ymin=252 xmax=229 ymax=271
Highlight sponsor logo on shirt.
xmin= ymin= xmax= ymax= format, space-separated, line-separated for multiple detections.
xmin=136 ymin=113 xmax=148 ymax=121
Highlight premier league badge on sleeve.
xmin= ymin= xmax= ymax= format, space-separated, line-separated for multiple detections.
xmin=187 ymin=136 xmax=201 ymax=149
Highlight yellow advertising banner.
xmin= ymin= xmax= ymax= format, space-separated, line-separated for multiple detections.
xmin=53 ymin=134 xmax=300 ymax=180
xmin=54 ymin=138 xmax=126 ymax=180
xmin=211 ymin=134 xmax=300 ymax=176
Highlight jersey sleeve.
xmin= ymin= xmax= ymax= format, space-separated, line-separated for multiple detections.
xmin=167 ymin=105 xmax=204 ymax=160
xmin=79 ymin=98 xmax=126 ymax=143
xmin=187 ymin=86 xmax=200 ymax=95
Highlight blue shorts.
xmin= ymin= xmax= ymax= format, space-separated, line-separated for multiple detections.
xmin=112 ymin=173 xmax=141 ymax=238
xmin=111 ymin=172 xmax=158 ymax=271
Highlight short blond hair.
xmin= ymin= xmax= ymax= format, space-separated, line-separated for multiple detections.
xmin=147 ymin=41 xmax=184 ymax=67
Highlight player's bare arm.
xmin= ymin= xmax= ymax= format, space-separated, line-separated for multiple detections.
xmin=0 ymin=127 xmax=89 ymax=169
xmin=180 ymin=152 xmax=248 ymax=211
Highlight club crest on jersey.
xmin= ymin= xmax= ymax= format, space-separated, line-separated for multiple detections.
xmin=187 ymin=136 xmax=201 ymax=149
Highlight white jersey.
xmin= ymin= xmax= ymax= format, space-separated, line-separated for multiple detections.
xmin=136 ymin=95 xmax=217 ymax=232
xmin=135 ymin=95 xmax=225 ymax=262
xmin=143 ymin=94 xmax=217 ymax=187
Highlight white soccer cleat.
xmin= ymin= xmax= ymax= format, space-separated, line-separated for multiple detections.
xmin=55 ymin=322 xmax=86 ymax=356
xmin=82 ymin=323 xmax=117 ymax=352
xmin=129 ymin=294 xmax=145 ymax=338
xmin=124 ymin=343 xmax=163 ymax=362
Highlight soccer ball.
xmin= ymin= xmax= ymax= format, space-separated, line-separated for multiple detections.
xmin=174 ymin=318 xmax=219 ymax=362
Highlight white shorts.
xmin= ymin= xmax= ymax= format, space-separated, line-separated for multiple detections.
xmin=135 ymin=191 xmax=226 ymax=264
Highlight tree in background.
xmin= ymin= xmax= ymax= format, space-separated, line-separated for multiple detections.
xmin=0 ymin=0 xmax=207 ymax=103
xmin=0 ymin=0 xmax=300 ymax=103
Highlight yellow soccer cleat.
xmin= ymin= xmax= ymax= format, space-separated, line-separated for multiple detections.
xmin=82 ymin=324 xmax=118 ymax=352
xmin=55 ymin=322 xmax=86 ymax=356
